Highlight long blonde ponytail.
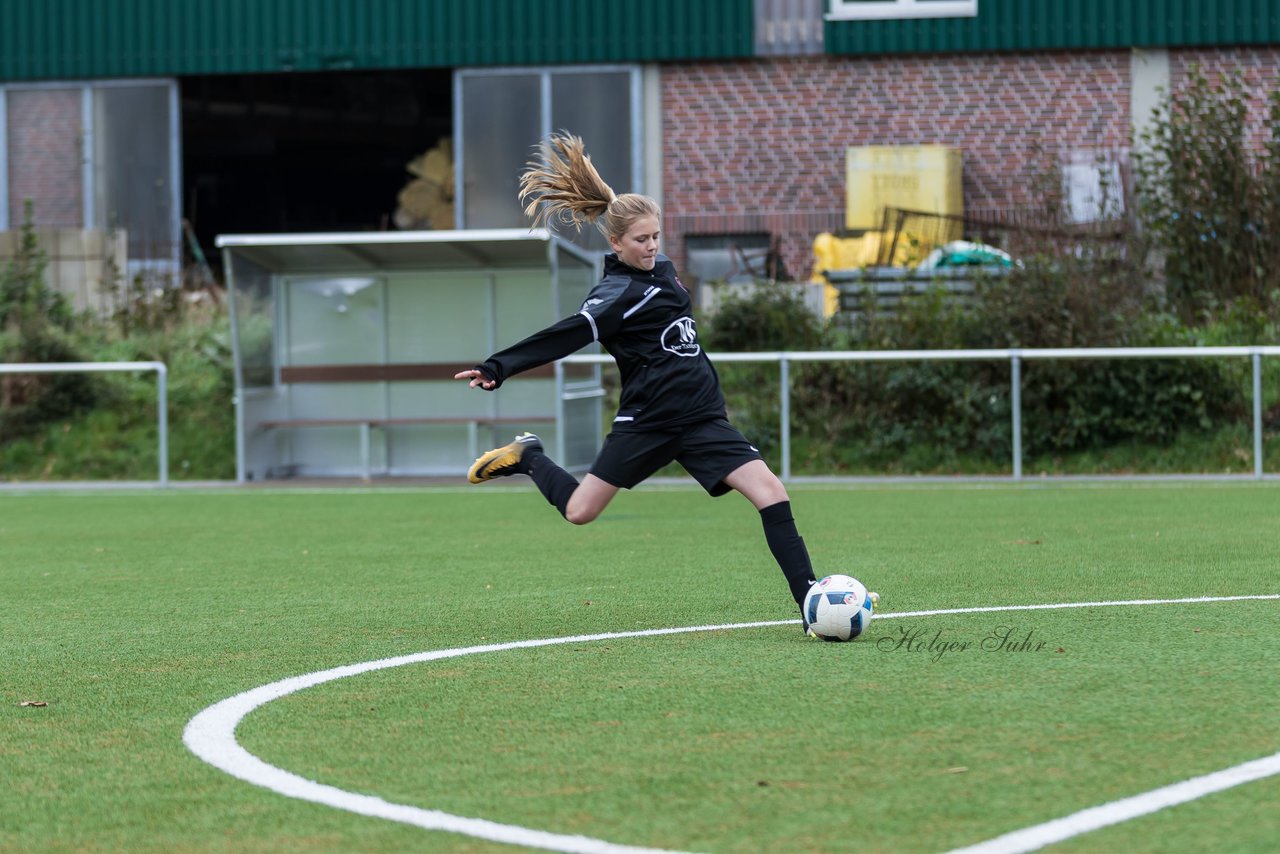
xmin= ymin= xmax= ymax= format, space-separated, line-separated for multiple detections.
xmin=518 ymin=132 xmax=661 ymax=240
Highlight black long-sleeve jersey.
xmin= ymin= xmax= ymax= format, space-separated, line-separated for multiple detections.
xmin=476 ymin=253 xmax=727 ymax=432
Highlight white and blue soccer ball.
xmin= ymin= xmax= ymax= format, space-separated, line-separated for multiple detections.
xmin=803 ymin=574 xmax=876 ymax=641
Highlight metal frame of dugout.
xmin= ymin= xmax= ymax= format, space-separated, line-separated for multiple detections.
xmin=218 ymin=229 xmax=604 ymax=482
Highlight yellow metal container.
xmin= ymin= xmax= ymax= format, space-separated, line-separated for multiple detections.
xmin=845 ymin=145 xmax=963 ymax=234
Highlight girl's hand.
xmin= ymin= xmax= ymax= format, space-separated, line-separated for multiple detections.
xmin=454 ymin=369 xmax=497 ymax=390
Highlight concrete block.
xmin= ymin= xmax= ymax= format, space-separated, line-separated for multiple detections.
xmin=56 ymin=229 xmax=86 ymax=258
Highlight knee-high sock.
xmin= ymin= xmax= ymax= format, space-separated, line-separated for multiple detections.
xmin=759 ymin=500 xmax=816 ymax=607
xmin=524 ymin=451 xmax=578 ymax=519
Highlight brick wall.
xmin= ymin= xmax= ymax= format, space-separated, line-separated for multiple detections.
xmin=1170 ymin=46 xmax=1280 ymax=156
xmin=661 ymin=47 xmax=1277 ymax=281
xmin=6 ymin=88 xmax=84 ymax=229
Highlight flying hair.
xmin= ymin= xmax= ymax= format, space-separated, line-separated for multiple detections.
xmin=518 ymin=132 xmax=661 ymax=240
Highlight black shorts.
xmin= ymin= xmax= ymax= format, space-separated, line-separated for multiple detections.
xmin=589 ymin=418 xmax=764 ymax=496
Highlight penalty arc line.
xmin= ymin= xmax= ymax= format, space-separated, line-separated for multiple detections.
xmin=943 ymin=750 xmax=1280 ymax=854
xmin=183 ymin=594 xmax=1280 ymax=854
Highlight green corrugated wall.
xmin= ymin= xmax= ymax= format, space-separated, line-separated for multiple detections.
xmin=0 ymin=0 xmax=754 ymax=81
xmin=825 ymin=0 xmax=1280 ymax=55
xmin=2 ymin=1 xmax=1277 ymax=82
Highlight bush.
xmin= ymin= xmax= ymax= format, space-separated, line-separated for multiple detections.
xmin=701 ymin=288 xmax=827 ymax=458
xmin=702 ymin=261 xmax=1247 ymax=472
xmin=1134 ymin=65 xmax=1280 ymax=321
xmin=701 ymin=285 xmax=827 ymax=352
xmin=0 ymin=202 xmax=101 ymax=442
xmin=0 ymin=200 xmax=235 ymax=480
xmin=972 ymin=265 xmax=1241 ymax=459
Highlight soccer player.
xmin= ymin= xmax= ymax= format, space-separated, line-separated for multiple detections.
xmin=454 ymin=133 xmax=816 ymax=617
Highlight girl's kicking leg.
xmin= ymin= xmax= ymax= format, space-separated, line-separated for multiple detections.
xmin=723 ymin=460 xmax=816 ymax=608
xmin=467 ymin=433 xmax=618 ymax=525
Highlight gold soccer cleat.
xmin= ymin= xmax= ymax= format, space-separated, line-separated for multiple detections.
xmin=467 ymin=433 xmax=543 ymax=483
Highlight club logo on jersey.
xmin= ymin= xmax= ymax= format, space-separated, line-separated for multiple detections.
xmin=661 ymin=317 xmax=701 ymax=357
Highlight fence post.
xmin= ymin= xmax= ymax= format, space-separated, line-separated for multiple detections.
xmin=156 ymin=363 xmax=169 ymax=486
xmin=1253 ymin=351 xmax=1263 ymax=480
xmin=780 ymin=355 xmax=791 ymax=482
xmin=1011 ymin=352 xmax=1022 ymax=480
xmin=554 ymin=360 xmax=566 ymax=468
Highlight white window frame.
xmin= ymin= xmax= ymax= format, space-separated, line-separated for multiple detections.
xmin=0 ymin=78 xmax=180 ymax=275
xmin=453 ymin=65 xmax=643 ymax=230
xmin=826 ymin=0 xmax=978 ymax=21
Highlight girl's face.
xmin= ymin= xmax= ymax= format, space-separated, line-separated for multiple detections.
xmin=609 ymin=215 xmax=661 ymax=272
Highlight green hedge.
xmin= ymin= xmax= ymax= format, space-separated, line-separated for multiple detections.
xmin=702 ymin=282 xmax=1266 ymax=475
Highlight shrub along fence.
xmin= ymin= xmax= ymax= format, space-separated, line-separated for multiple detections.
xmin=0 ymin=361 xmax=169 ymax=484
xmin=562 ymin=346 xmax=1279 ymax=481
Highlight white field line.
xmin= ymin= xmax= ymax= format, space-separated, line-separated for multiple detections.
xmin=184 ymin=595 xmax=1280 ymax=854
xmin=944 ymin=750 xmax=1280 ymax=854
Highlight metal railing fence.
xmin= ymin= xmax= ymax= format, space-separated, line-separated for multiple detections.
xmin=0 ymin=361 xmax=169 ymax=485
xmin=562 ymin=347 xmax=1280 ymax=481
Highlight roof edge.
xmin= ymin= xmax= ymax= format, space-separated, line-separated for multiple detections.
xmin=214 ymin=228 xmax=551 ymax=249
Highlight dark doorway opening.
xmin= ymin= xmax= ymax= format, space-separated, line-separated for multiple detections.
xmin=181 ymin=68 xmax=452 ymax=264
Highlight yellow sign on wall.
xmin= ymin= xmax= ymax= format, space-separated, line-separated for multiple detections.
xmin=845 ymin=145 xmax=962 ymax=232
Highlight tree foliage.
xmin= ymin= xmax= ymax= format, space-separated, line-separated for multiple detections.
xmin=0 ymin=201 xmax=99 ymax=441
xmin=1134 ymin=66 xmax=1280 ymax=320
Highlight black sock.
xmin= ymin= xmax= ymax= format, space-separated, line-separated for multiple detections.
xmin=524 ymin=450 xmax=578 ymax=519
xmin=759 ymin=501 xmax=816 ymax=607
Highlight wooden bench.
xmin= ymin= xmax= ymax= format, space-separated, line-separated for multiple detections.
xmin=259 ymin=415 xmax=554 ymax=480
xmin=259 ymin=363 xmax=574 ymax=480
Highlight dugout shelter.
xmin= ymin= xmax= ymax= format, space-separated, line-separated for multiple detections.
xmin=218 ymin=229 xmax=603 ymax=482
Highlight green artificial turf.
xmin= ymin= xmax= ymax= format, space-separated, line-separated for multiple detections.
xmin=2 ymin=483 xmax=1278 ymax=852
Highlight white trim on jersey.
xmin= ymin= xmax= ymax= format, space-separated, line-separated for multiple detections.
xmin=622 ymin=285 xmax=659 ymax=320
xmin=577 ymin=309 xmax=599 ymax=342
xmin=613 ymin=415 xmax=635 ymax=422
